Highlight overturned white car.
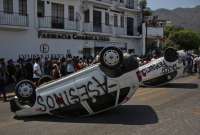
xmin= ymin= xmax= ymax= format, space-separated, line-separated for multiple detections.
xmin=139 ymin=48 xmax=186 ymax=87
xmin=10 ymin=47 xmax=141 ymax=117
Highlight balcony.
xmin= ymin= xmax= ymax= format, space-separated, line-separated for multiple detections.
xmin=147 ymin=27 xmax=164 ymax=38
xmin=83 ymin=23 xmax=112 ymax=34
xmin=83 ymin=0 xmax=112 ymax=6
xmin=116 ymin=0 xmax=139 ymax=12
xmin=0 ymin=11 xmax=29 ymax=30
xmin=83 ymin=22 xmax=141 ymax=38
xmin=83 ymin=23 xmax=141 ymax=38
xmin=112 ymin=26 xmax=125 ymax=36
xmin=83 ymin=22 xmax=113 ymax=35
xmin=96 ymin=0 xmax=112 ymax=4
xmin=38 ymin=16 xmax=80 ymax=32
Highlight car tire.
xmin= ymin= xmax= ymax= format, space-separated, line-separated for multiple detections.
xmin=38 ymin=75 xmax=53 ymax=86
xmin=99 ymin=47 xmax=123 ymax=69
xmin=164 ymin=48 xmax=178 ymax=62
xmin=15 ymin=80 xmax=36 ymax=106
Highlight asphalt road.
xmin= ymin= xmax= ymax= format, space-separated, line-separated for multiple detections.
xmin=0 ymin=75 xmax=200 ymax=135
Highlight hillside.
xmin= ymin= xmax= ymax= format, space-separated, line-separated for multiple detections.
xmin=153 ymin=5 xmax=200 ymax=32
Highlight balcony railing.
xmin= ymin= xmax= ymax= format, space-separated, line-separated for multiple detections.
xmin=83 ymin=22 xmax=130 ymax=36
xmin=83 ymin=22 xmax=113 ymax=34
xmin=125 ymin=0 xmax=135 ymax=9
xmin=38 ymin=16 xmax=80 ymax=31
xmin=83 ymin=0 xmax=138 ymax=10
xmin=113 ymin=26 xmax=126 ymax=36
xmin=0 ymin=11 xmax=28 ymax=27
xmin=96 ymin=0 xmax=112 ymax=4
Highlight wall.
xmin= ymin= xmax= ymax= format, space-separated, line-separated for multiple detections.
xmin=147 ymin=27 xmax=164 ymax=38
xmin=0 ymin=0 xmax=143 ymax=60
xmin=0 ymin=29 xmax=142 ymax=60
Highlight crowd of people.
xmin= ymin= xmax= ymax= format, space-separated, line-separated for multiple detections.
xmin=1 ymin=52 xmax=200 ymax=102
xmin=0 ymin=56 xmax=95 ymax=101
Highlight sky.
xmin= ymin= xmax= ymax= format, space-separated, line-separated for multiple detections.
xmin=147 ymin=0 xmax=200 ymax=10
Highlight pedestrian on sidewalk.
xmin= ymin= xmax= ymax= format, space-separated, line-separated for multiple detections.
xmin=196 ymin=55 xmax=200 ymax=78
xmin=51 ymin=63 xmax=61 ymax=80
xmin=0 ymin=59 xmax=7 ymax=101
xmin=33 ymin=58 xmax=42 ymax=86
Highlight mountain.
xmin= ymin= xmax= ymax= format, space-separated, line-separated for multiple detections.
xmin=153 ymin=5 xmax=200 ymax=32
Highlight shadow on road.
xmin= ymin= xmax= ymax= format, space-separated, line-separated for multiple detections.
xmin=15 ymin=105 xmax=158 ymax=125
xmin=161 ymin=83 xmax=199 ymax=89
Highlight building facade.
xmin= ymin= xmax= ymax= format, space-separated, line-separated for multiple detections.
xmin=0 ymin=0 xmax=143 ymax=60
xmin=145 ymin=16 xmax=165 ymax=55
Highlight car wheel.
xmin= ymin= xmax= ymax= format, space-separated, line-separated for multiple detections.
xmin=99 ymin=47 xmax=123 ymax=69
xmin=38 ymin=75 xmax=53 ymax=86
xmin=164 ymin=48 xmax=178 ymax=62
xmin=15 ymin=80 xmax=36 ymax=106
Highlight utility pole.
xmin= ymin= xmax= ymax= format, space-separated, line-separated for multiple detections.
xmin=139 ymin=0 xmax=147 ymax=56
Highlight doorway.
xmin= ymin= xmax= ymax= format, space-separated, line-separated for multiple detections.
xmin=93 ymin=10 xmax=102 ymax=32
xmin=51 ymin=3 xmax=64 ymax=29
xmin=127 ymin=17 xmax=134 ymax=36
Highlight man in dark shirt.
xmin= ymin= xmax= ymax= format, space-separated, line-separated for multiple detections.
xmin=6 ymin=59 xmax=16 ymax=83
xmin=24 ymin=59 xmax=33 ymax=80
xmin=0 ymin=59 xmax=7 ymax=101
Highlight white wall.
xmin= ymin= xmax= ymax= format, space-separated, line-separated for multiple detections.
xmin=147 ymin=27 xmax=164 ymax=38
xmin=0 ymin=0 xmax=143 ymax=60
xmin=0 ymin=29 xmax=142 ymax=60
xmin=0 ymin=0 xmax=3 ymax=11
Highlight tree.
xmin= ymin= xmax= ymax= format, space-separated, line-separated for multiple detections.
xmin=143 ymin=8 xmax=152 ymax=16
xmin=139 ymin=0 xmax=147 ymax=22
xmin=164 ymin=25 xmax=184 ymax=38
xmin=169 ymin=30 xmax=200 ymax=50
xmin=139 ymin=0 xmax=147 ymax=9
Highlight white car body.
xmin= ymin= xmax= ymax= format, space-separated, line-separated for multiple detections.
xmin=139 ymin=50 xmax=185 ymax=87
xmin=11 ymin=63 xmax=140 ymax=117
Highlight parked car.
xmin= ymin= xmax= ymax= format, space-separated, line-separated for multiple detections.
xmin=10 ymin=47 xmax=141 ymax=117
xmin=139 ymin=48 xmax=186 ymax=87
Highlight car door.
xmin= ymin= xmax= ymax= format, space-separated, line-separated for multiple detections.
xmin=74 ymin=69 xmax=119 ymax=114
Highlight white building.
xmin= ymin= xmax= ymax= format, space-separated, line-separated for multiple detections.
xmin=0 ymin=0 xmax=143 ymax=60
xmin=144 ymin=16 xmax=165 ymax=55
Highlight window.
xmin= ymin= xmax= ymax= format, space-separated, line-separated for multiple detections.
xmin=3 ymin=0 xmax=13 ymax=14
xmin=126 ymin=0 xmax=134 ymax=9
xmin=19 ymin=0 xmax=27 ymax=15
xmin=68 ymin=6 xmax=74 ymax=21
xmin=83 ymin=48 xmax=92 ymax=58
xmin=84 ymin=10 xmax=90 ymax=23
xmin=127 ymin=17 xmax=134 ymax=36
xmin=51 ymin=3 xmax=64 ymax=29
xmin=37 ymin=0 xmax=45 ymax=17
xmin=120 ymin=16 xmax=124 ymax=28
xmin=114 ymin=14 xmax=118 ymax=27
xmin=105 ymin=12 xmax=109 ymax=25
xmin=52 ymin=3 xmax=64 ymax=18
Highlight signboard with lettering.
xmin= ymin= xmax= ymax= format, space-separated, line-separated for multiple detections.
xmin=38 ymin=31 xmax=110 ymax=41
xmin=40 ymin=43 xmax=49 ymax=53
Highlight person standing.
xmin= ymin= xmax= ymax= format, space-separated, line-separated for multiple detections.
xmin=6 ymin=59 xmax=16 ymax=84
xmin=66 ymin=59 xmax=75 ymax=75
xmin=24 ymin=59 xmax=33 ymax=80
xmin=0 ymin=59 xmax=7 ymax=101
xmin=196 ymin=55 xmax=200 ymax=78
xmin=51 ymin=64 xmax=61 ymax=80
xmin=33 ymin=58 xmax=42 ymax=85
xmin=60 ymin=58 xmax=66 ymax=76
